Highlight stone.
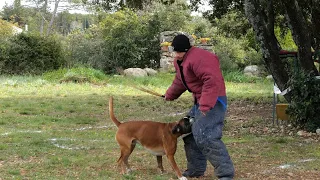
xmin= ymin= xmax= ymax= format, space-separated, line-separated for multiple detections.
xmin=196 ymin=44 xmax=214 ymax=53
xmin=159 ymin=56 xmax=175 ymax=72
xmin=266 ymin=75 xmax=273 ymax=79
xmin=263 ymin=127 xmax=269 ymax=133
xmin=160 ymin=31 xmax=195 ymax=45
xmin=144 ymin=68 xmax=157 ymax=76
xmin=123 ymin=68 xmax=148 ymax=77
xmin=297 ymin=130 xmax=305 ymax=136
xmin=244 ymin=65 xmax=261 ymax=76
xmin=244 ymin=72 xmax=254 ymax=76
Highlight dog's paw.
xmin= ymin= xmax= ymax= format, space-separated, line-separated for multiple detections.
xmin=179 ymin=176 xmax=188 ymax=180
xmin=126 ymin=168 xmax=133 ymax=173
xmin=157 ymin=168 xmax=167 ymax=174
xmin=161 ymin=170 xmax=167 ymax=174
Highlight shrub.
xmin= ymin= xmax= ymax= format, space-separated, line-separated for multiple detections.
xmin=0 ymin=19 xmax=14 ymax=40
xmin=43 ymin=67 xmax=108 ymax=84
xmin=100 ymin=9 xmax=160 ymax=73
xmin=213 ymin=36 xmax=245 ymax=71
xmin=0 ymin=39 xmax=10 ymax=68
xmin=0 ymin=20 xmax=14 ymax=69
xmin=286 ymin=71 xmax=320 ymax=132
xmin=65 ymin=27 xmax=107 ymax=70
xmin=214 ymin=35 xmax=263 ymax=71
xmin=222 ymin=70 xmax=266 ymax=83
xmin=0 ymin=33 xmax=65 ymax=75
xmin=213 ymin=10 xmax=263 ymax=70
xmin=244 ymin=48 xmax=264 ymax=67
xmin=187 ymin=16 xmax=216 ymax=38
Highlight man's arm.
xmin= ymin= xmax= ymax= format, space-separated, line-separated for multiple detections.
xmin=165 ymin=73 xmax=187 ymax=101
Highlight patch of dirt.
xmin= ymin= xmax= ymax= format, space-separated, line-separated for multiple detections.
xmin=226 ymin=101 xmax=319 ymax=139
xmin=227 ymin=101 xmax=273 ymax=122
xmin=212 ymin=101 xmax=320 ymax=180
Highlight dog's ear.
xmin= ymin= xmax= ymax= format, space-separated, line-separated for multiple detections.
xmin=172 ymin=125 xmax=181 ymax=134
xmin=183 ymin=116 xmax=195 ymax=126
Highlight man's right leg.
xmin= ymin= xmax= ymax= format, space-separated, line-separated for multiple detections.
xmin=182 ymin=104 xmax=207 ymax=177
xmin=182 ymin=134 xmax=207 ymax=177
xmin=192 ymin=103 xmax=234 ymax=179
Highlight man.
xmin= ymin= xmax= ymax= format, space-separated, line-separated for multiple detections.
xmin=164 ymin=34 xmax=234 ymax=179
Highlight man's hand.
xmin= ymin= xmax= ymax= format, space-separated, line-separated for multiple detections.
xmin=200 ymin=110 xmax=207 ymax=116
xmin=163 ymin=95 xmax=174 ymax=101
xmin=200 ymin=107 xmax=209 ymax=116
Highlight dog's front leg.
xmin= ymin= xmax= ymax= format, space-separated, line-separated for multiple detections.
xmin=156 ymin=156 xmax=165 ymax=173
xmin=166 ymin=154 xmax=187 ymax=180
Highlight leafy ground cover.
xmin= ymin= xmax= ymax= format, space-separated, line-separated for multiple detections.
xmin=0 ymin=74 xmax=319 ymax=180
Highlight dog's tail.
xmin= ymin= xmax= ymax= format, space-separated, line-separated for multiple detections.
xmin=109 ymin=96 xmax=121 ymax=127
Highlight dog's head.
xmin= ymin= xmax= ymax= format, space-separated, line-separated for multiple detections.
xmin=172 ymin=115 xmax=195 ymax=135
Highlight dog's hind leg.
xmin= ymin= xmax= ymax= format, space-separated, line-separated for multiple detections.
xmin=124 ymin=141 xmax=136 ymax=173
xmin=118 ymin=149 xmax=130 ymax=173
xmin=156 ymin=156 xmax=165 ymax=173
xmin=118 ymin=141 xmax=136 ymax=174
xmin=117 ymin=146 xmax=126 ymax=174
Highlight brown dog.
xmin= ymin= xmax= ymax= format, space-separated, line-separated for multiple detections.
xmin=109 ymin=96 xmax=193 ymax=180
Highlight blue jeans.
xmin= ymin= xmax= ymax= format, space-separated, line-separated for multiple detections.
xmin=183 ymin=99 xmax=234 ymax=179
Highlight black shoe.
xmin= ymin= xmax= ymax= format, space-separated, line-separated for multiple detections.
xmin=182 ymin=170 xmax=204 ymax=178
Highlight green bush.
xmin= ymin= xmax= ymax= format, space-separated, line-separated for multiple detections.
xmin=0 ymin=39 xmax=10 ymax=68
xmin=244 ymin=48 xmax=264 ymax=66
xmin=213 ymin=10 xmax=263 ymax=70
xmin=0 ymin=19 xmax=14 ymax=40
xmin=214 ymin=36 xmax=245 ymax=71
xmin=43 ymin=67 xmax=108 ymax=84
xmin=214 ymin=35 xmax=263 ymax=71
xmin=65 ymin=26 xmax=107 ymax=70
xmin=182 ymin=16 xmax=216 ymax=39
xmin=0 ymin=33 xmax=65 ymax=75
xmin=214 ymin=10 xmax=260 ymax=51
xmin=222 ymin=70 xmax=267 ymax=83
xmin=286 ymin=71 xmax=320 ymax=132
xmin=99 ymin=9 xmax=160 ymax=73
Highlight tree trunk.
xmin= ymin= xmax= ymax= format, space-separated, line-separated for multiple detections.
xmin=47 ymin=0 xmax=60 ymax=36
xmin=40 ymin=0 xmax=48 ymax=35
xmin=281 ymin=0 xmax=319 ymax=75
xmin=311 ymin=0 xmax=320 ymax=54
xmin=244 ymin=0 xmax=291 ymax=101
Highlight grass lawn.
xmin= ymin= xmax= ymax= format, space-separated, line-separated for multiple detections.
xmin=0 ymin=73 xmax=319 ymax=180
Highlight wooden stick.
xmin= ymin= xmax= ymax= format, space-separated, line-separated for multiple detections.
xmin=131 ymin=85 xmax=164 ymax=97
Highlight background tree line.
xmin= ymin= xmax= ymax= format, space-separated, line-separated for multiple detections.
xmin=0 ymin=0 xmax=262 ymax=74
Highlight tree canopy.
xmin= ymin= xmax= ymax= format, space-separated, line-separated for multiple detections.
xmin=188 ymin=0 xmax=319 ymax=101
xmin=82 ymin=0 xmax=175 ymax=11
xmin=244 ymin=0 xmax=319 ymax=102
